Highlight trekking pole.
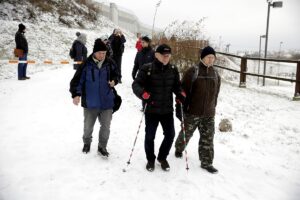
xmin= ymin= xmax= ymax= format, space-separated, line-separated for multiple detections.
xmin=123 ymin=103 xmax=147 ymax=172
xmin=180 ymin=103 xmax=190 ymax=171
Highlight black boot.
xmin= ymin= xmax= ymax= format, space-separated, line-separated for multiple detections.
xmin=146 ymin=160 xmax=155 ymax=172
xmin=82 ymin=143 xmax=90 ymax=153
xmin=201 ymin=164 xmax=218 ymax=174
xmin=158 ymin=159 xmax=170 ymax=171
xmin=98 ymin=146 xmax=109 ymax=157
xmin=175 ymin=151 xmax=183 ymax=158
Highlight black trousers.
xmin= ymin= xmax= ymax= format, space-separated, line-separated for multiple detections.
xmin=144 ymin=113 xmax=175 ymax=161
xmin=112 ymin=55 xmax=122 ymax=80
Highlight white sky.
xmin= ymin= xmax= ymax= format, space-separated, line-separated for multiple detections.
xmin=98 ymin=0 xmax=300 ymax=52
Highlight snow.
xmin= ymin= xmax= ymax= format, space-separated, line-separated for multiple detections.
xmin=0 ymin=46 xmax=300 ymax=200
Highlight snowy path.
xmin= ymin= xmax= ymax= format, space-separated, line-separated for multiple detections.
xmin=0 ymin=48 xmax=299 ymax=200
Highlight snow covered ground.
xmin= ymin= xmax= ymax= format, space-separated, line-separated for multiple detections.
xmin=0 ymin=47 xmax=300 ymax=200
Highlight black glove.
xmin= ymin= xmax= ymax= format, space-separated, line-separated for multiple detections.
xmin=175 ymin=102 xmax=183 ymax=121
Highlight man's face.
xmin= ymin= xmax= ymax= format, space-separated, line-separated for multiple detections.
xmin=202 ymin=54 xmax=215 ymax=66
xmin=155 ymin=53 xmax=171 ymax=65
xmin=141 ymin=41 xmax=149 ymax=48
xmin=94 ymin=51 xmax=106 ymax=61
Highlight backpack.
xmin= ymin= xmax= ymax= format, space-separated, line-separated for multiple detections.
xmin=106 ymin=60 xmax=122 ymax=113
xmin=69 ymin=42 xmax=76 ymax=59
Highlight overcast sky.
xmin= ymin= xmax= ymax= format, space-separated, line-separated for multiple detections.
xmin=98 ymin=0 xmax=300 ymax=52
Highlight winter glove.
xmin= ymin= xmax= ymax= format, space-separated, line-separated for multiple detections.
xmin=176 ymin=91 xmax=186 ymax=104
xmin=175 ymin=102 xmax=183 ymax=121
xmin=142 ymin=91 xmax=151 ymax=102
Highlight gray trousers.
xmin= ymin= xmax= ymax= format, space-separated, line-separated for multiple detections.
xmin=83 ymin=108 xmax=112 ymax=148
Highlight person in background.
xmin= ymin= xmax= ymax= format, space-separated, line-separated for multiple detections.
xmin=135 ymin=33 xmax=142 ymax=52
xmin=132 ymin=36 xmax=155 ymax=111
xmin=109 ymin=29 xmax=126 ymax=83
xmin=72 ymin=32 xmax=88 ymax=70
xmin=15 ymin=23 xmax=29 ymax=80
xmin=100 ymin=35 xmax=113 ymax=59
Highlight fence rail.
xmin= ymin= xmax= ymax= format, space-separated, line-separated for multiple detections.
xmin=214 ymin=51 xmax=300 ymax=101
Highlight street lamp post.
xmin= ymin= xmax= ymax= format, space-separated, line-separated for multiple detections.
xmin=278 ymin=41 xmax=283 ymax=58
xmin=277 ymin=41 xmax=283 ymax=85
xmin=226 ymin=44 xmax=231 ymax=53
xmin=152 ymin=0 xmax=162 ymax=39
xmin=258 ymin=35 xmax=266 ymax=85
xmin=262 ymin=0 xmax=283 ymax=86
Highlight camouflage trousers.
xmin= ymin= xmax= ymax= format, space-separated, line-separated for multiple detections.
xmin=175 ymin=114 xmax=215 ymax=166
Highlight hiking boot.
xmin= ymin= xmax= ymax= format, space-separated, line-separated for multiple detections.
xmin=146 ymin=160 xmax=155 ymax=172
xmin=18 ymin=77 xmax=26 ymax=80
xmin=82 ymin=143 xmax=90 ymax=153
xmin=158 ymin=159 xmax=170 ymax=171
xmin=98 ymin=146 xmax=109 ymax=157
xmin=25 ymin=76 xmax=30 ymax=79
xmin=201 ymin=164 xmax=218 ymax=174
xmin=175 ymin=151 xmax=183 ymax=158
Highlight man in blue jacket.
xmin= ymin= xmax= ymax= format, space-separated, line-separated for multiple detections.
xmin=69 ymin=39 xmax=119 ymax=156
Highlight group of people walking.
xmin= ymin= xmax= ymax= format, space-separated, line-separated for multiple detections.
xmin=14 ymin=23 xmax=221 ymax=174
xmin=69 ymin=30 xmax=221 ymax=174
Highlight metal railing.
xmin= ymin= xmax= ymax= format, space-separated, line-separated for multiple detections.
xmin=215 ymin=51 xmax=300 ymax=100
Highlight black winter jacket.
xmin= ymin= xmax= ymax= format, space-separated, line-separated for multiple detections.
xmin=132 ymin=47 xmax=155 ymax=80
xmin=73 ymin=40 xmax=88 ymax=69
xmin=132 ymin=59 xmax=182 ymax=115
xmin=15 ymin=31 xmax=28 ymax=53
xmin=109 ymin=34 xmax=126 ymax=56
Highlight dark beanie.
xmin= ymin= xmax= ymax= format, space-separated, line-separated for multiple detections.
xmin=142 ymin=36 xmax=151 ymax=43
xmin=200 ymin=46 xmax=216 ymax=59
xmin=93 ymin=38 xmax=107 ymax=53
xmin=18 ymin=23 xmax=26 ymax=31
xmin=156 ymin=44 xmax=172 ymax=54
xmin=76 ymin=32 xmax=81 ymax=37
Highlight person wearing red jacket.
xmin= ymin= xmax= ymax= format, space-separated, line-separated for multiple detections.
xmin=135 ymin=33 xmax=142 ymax=52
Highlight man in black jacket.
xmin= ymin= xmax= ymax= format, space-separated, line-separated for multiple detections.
xmin=132 ymin=44 xmax=186 ymax=172
xmin=109 ymin=29 xmax=126 ymax=83
xmin=71 ymin=32 xmax=88 ymax=70
xmin=15 ymin=23 xmax=29 ymax=80
xmin=132 ymin=36 xmax=155 ymax=110
xmin=132 ymin=36 xmax=155 ymax=80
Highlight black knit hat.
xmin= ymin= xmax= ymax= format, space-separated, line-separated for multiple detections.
xmin=93 ymin=38 xmax=107 ymax=53
xmin=200 ymin=46 xmax=216 ymax=59
xmin=141 ymin=36 xmax=151 ymax=43
xmin=18 ymin=23 xmax=26 ymax=31
xmin=156 ymin=44 xmax=171 ymax=54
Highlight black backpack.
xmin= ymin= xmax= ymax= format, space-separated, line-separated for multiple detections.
xmin=106 ymin=60 xmax=122 ymax=113
xmin=69 ymin=41 xmax=76 ymax=59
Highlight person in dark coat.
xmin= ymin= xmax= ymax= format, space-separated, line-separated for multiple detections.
xmin=132 ymin=36 xmax=155 ymax=80
xmin=132 ymin=36 xmax=155 ymax=110
xmin=132 ymin=44 xmax=186 ymax=172
xmin=69 ymin=39 xmax=119 ymax=156
xmin=109 ymin=29 xmax=126 ymax=82
xmin=72 ymin=33 xmax=88 ymax=70
xmin=100 ymin=35 xmax=113 ymax=59
xmin=15 ymin=23 xmax=29 ymax=80
xmin=174 ymin=46 xmax=221 ymax=174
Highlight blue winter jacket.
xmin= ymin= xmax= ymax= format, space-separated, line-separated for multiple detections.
xmin=70 ymin=55 xmax=119 ymax=109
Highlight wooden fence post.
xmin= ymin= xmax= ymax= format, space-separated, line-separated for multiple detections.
xmin=293 ymin=60 xmax=300 ymax=101
xmin=239 ymin=56 xmax=247 ymax=88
